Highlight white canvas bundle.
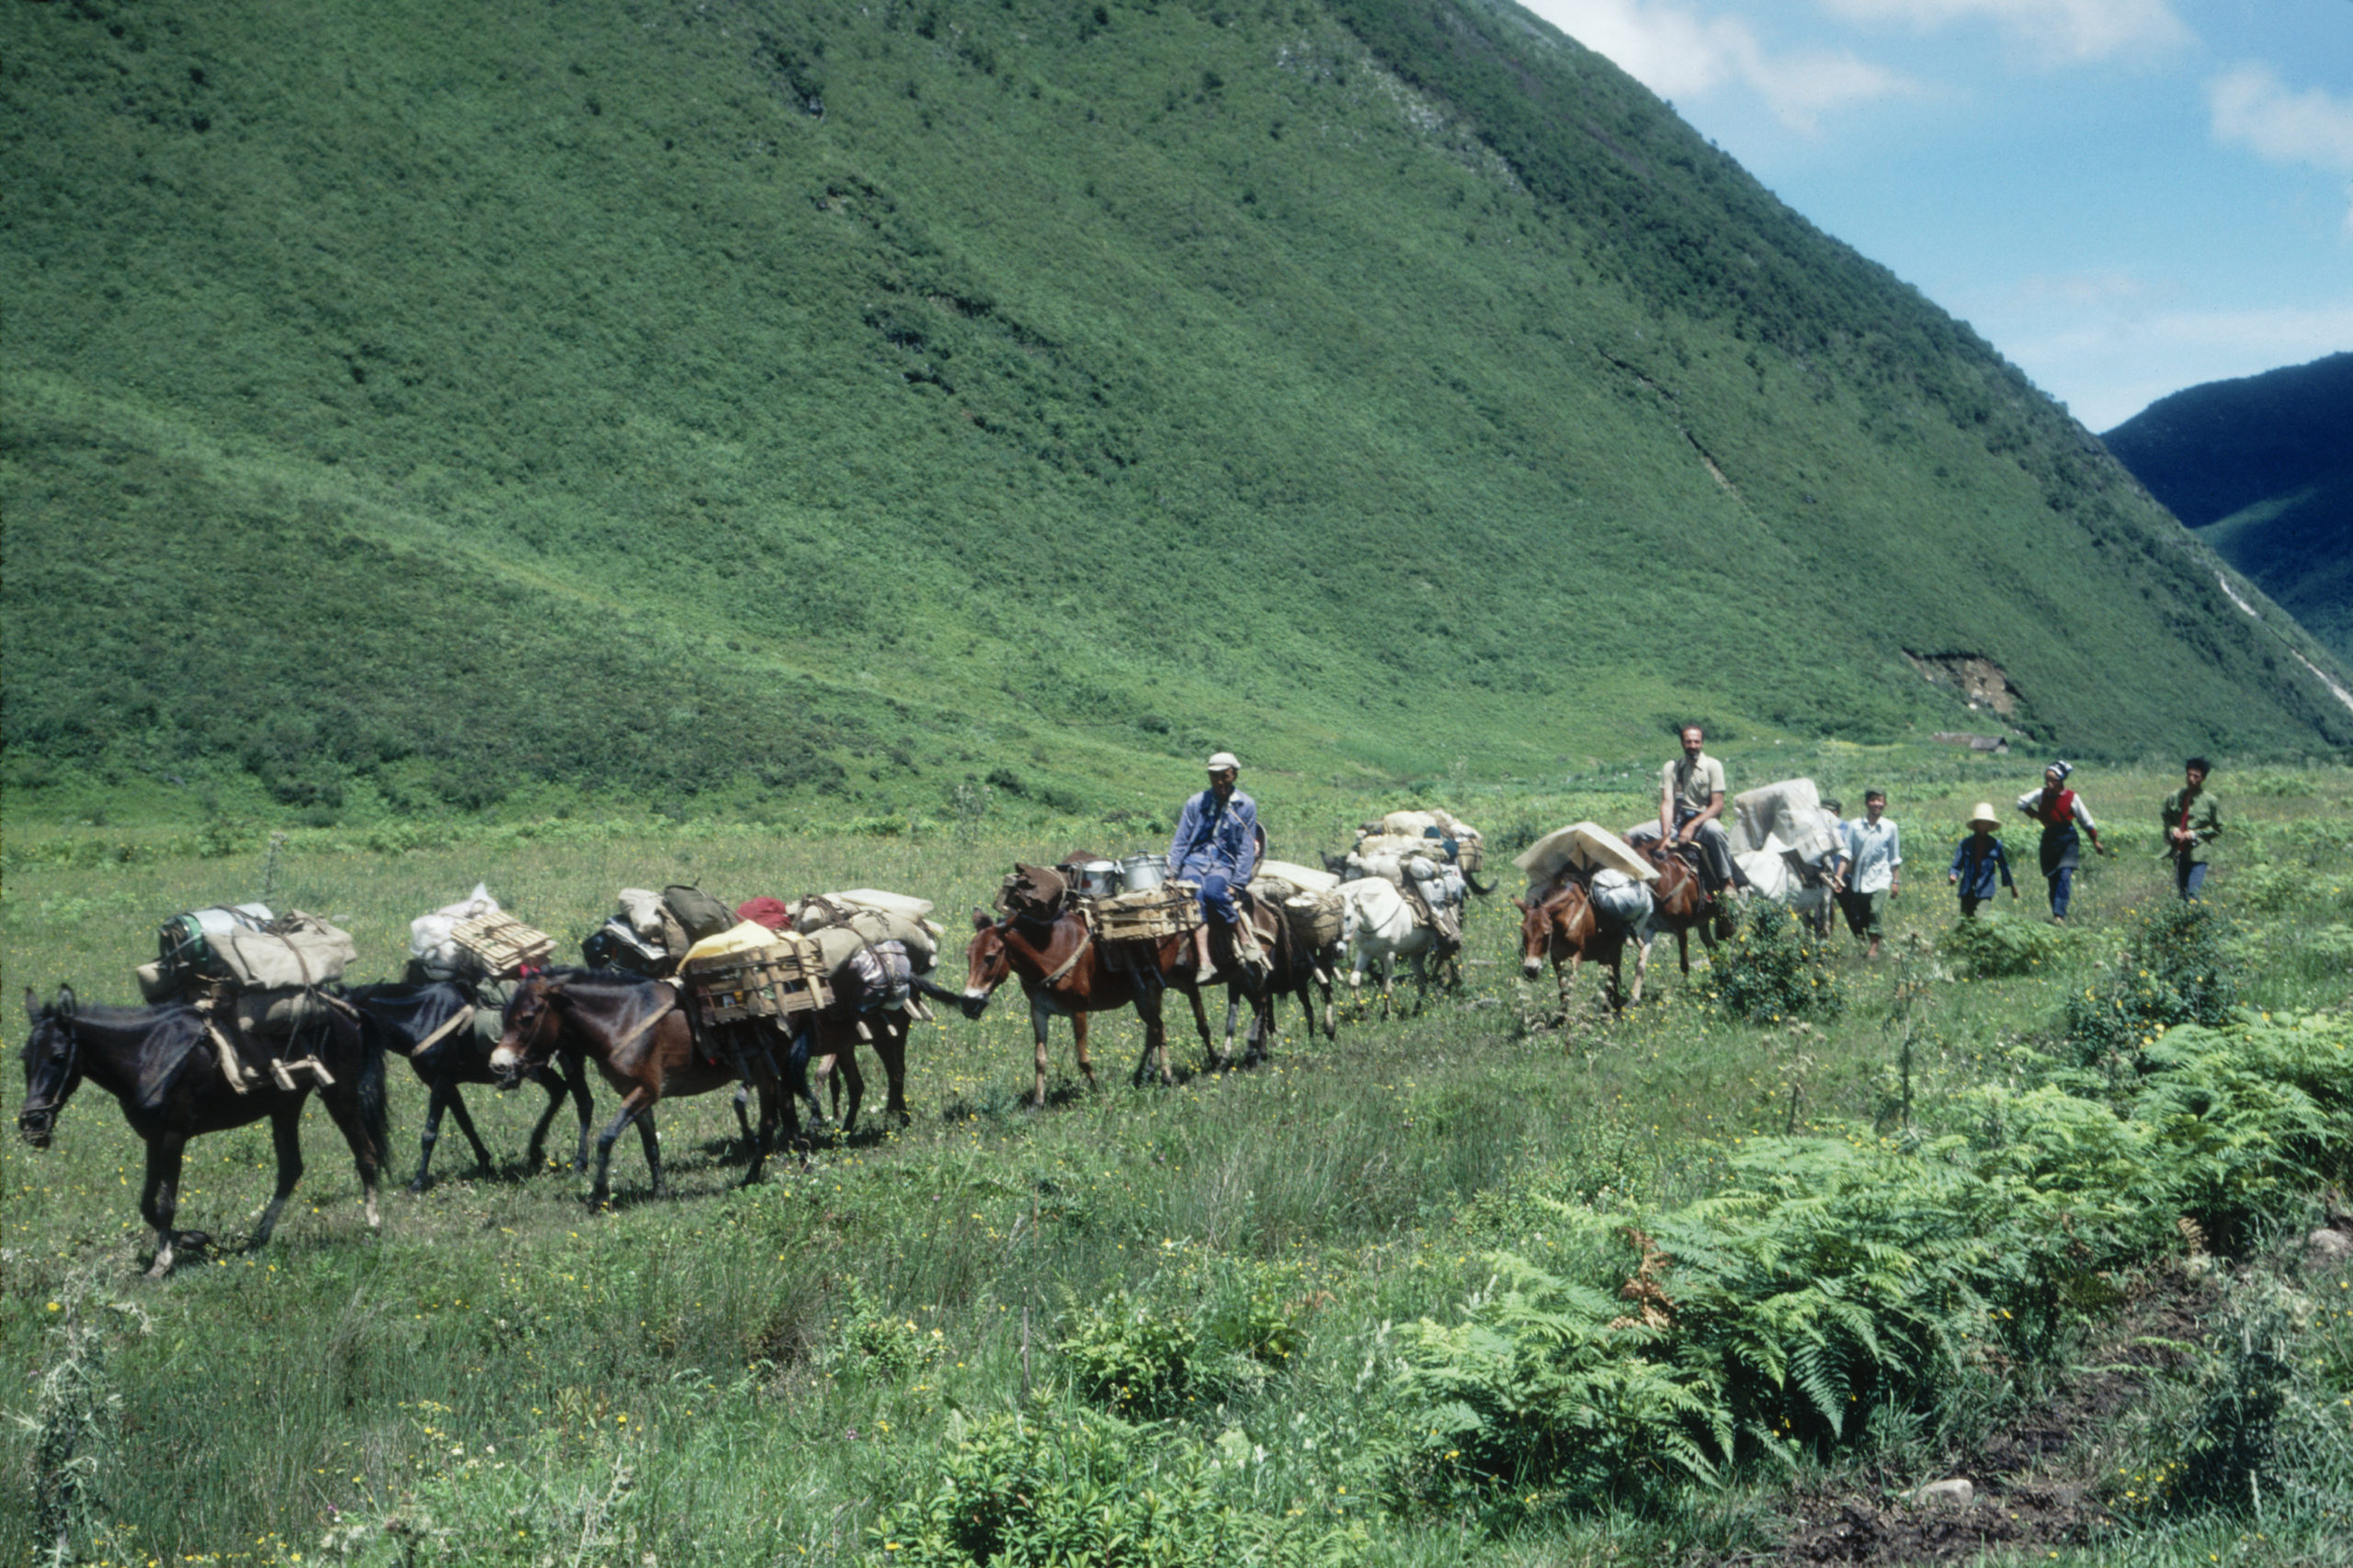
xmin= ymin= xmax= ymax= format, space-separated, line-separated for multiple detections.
xmin=617 ymin=888 xmax=668 ymax=940
xmin=1255 ymin=858 xmax=1339 ymax=892
xmin=408 ymin=883 xmax=501 ymax=963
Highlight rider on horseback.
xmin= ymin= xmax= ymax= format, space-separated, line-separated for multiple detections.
xmin=1631 ymin=725 xmax=1745 ymax=896
xmin=1168 ymin=750 xmax=1270 ymax=981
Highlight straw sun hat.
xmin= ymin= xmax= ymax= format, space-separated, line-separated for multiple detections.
xmin=1966 ymin=802 xmax=2001 ymax=830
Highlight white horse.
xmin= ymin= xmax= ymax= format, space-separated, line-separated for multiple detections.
xmin=1734 ymin=847 xmax=1836 ymax=937
xmin=1338 ymin=877 xmax=1440 ymax=1017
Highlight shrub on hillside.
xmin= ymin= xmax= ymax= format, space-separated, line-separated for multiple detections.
xmin=868 ymin=1407 xmax=1362 ymax=1567
xmin=2065 ymin=902 xmax=2242 ymax=1065
xmin=1938 ymin=911 xmax=2069 ymax=978
xmin=1707 ymin=902 xmax=1844 ymax=1021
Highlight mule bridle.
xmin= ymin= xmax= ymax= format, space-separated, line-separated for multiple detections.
xmin=17 ymin=1011 xmax=81 ymax=1137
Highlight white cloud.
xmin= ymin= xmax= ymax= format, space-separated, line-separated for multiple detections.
xmin=2209 ymin=64 xmax=2353 ymax=233
xmin=1525 ymin=0 xmax=1918 ymax=131
xmin=1818 ymin=0 xmax=2191 ymax=64
xmin=2210 ymin=64 xmax=2353 ymax=171
xmin=1999 ymin=296 xmax=2353 ymax=427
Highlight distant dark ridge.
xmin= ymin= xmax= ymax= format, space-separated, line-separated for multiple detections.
xmin=2103 ymin=352 xmax=2353 ymax=528
xmin=2105 ymin=352 xmax=2353 ymax=662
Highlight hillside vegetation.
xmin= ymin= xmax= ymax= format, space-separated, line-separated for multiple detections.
xmin=5 ymin=0 xmax=2347 ymax=830
xmin=2103 ymin=352 xmax=2353 ymax=663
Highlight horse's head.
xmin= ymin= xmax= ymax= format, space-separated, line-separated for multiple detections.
xmin=1517 ymin=884 xmax=1590 ymax=978
xmin=960 ymin=909 xmax=1008 ymax=1019
xmin=18 ymin=985 xmax=84 ymax=1149
xmin=488 ymin=974 xmax=564 ymax=1086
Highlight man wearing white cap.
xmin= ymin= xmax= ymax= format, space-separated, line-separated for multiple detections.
xmin=1167 ymin=751 xmax=1265 ymax=978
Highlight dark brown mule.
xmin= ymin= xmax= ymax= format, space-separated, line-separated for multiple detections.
xmin=18 ymin=986 xmax=389 ymax=1279
xmin=1631 ymin=837 xmax=1727 ymax=977
xmin=490 ymin=970 xmax=784 ymax=1209
xmin=344 ymin=978 xmax=594 ymax=1192
xmin=1204 ymin=897 xmax=1294 ymax=1064
xmin=960 ymin=907 xmax=1241 ymax=1108
xmin=796 ymin=953 xmax=919 ymax=1137
xmin=1515 ymin=879 xmax=1646 ymax=1022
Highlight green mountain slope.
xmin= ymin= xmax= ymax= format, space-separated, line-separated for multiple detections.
xmin=6 ymin=0 xmax=2346 ymax=824
xmin=2102 ymin=353 xmax=2353 ymax=663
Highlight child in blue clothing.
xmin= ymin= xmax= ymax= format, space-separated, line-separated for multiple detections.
xmin=1948 ymin=802 xmax=2018 ymax=917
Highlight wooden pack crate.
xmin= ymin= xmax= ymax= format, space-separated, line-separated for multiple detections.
xmin=681 ymin=940 xmax=832 ymax=1026
xmin=449 ymin=912 xmax=556 ymax=977
xmin=1090 ymin=885 xmax=1203 ymax=942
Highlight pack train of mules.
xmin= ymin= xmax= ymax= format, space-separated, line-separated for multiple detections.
xmin=28 ymin=795 xmax=1840 ymax=1278
xmin=1513 ymin=776 xmax=1848 ymax=1026
xmin=17 ymin=880 xmax=961 ymax=1273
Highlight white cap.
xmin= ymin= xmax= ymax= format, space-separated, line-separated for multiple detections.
xmin=1206 ymin=751 xmax=1241 ymax=772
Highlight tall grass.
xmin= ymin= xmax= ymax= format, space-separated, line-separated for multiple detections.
xmin=3 ymin=764 xmax=2349 ymax=1564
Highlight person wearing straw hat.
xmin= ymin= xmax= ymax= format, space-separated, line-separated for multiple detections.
xmin=2015 ymin=761 xmax=2105 ymax=923
xmin=1948 ymin=802 xmax=2018 ymax=918
xmin=1167 ymin=750 xmax=1268 ymax=980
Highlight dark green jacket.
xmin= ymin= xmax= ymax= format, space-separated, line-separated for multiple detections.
xmin=2159 ymin=788 xmax=2221 ymax=865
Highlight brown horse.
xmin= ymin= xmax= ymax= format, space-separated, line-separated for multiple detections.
xmin=489 ymin=970 xmax=785 ymax=1208
xmin=960 ymin=906 xmax=1251 ymax=1108
xmin=1515 ymin=879 xmax=1645 ymax=1023
xmin=1631 ymin=837 xmax=1729 ymax=977
xmin=18 ymin=986 xmax=388 ymax=1279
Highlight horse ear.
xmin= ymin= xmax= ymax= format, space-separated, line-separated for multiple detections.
xmin=1510 ymin=896 xmax=1528 ymax=912
xmin=972 ymin=906 xmax=994 ymax=931
xmin=56 ymin=984 xmax=76 ymax=1019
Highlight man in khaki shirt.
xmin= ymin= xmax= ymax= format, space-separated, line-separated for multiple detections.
xmin=1631 ymin=725 xmax=1741 ymax=893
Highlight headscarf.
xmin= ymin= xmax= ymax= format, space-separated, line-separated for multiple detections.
xmin=2046 ymin=760 xmax=2074 ymax=782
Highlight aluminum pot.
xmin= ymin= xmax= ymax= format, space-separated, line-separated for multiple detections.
xmin=1120 ymin=854 xmax=1170 ymax=892
xmin=1075 ymin=861 xmax=1123 ymax=899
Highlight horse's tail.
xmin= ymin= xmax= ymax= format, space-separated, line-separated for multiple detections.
xmin=351 ymin=1011 xmax=392 ymax=1165
xmin=1463 ymin=869 xmax=1496 ymax=898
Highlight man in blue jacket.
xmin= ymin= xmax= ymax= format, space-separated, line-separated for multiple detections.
xmin=1168 ymin=751 xmax=1267 ymax=979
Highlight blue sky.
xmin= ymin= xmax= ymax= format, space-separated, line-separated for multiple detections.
xmin=1518 ymin=0 xmax=2353 ymax=428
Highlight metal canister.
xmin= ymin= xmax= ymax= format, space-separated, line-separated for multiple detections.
xmin=1120 ymin=854 xmax=1169 ymax=892
xmin=1076 ymin=861 xmax=1122 ymax=899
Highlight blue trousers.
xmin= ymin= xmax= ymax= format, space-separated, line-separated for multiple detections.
xmin=1194 ymin=871 xmax=1241 ymax=926
xmin=2046 ymin=866 xmax=2075 ymax=918
xmin=2174 ymin=859 xmax=2209 ymax=901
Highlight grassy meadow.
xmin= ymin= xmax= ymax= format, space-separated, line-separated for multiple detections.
xmin=5 ymin=753 xmax=2352 ymax=1566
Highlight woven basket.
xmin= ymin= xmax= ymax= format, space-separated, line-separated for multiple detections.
xmin=1283 ymin=892 xmax=1344 ymax=949
xmin=1090 ymin=883 xmax=1202 ymax=941
xmin=449 ymin=912 xmax=556 ymax=978
xmin=681 ymin=936 xmax=832 ymax=1025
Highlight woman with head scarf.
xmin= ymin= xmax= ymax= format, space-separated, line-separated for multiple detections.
xmin=2014 ymin=761 xmax=2106 ymax=923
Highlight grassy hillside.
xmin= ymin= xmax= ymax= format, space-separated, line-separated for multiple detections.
xmin=6 ymin=0 xmax=2347 ymax=830
xmin=2103 ymin=353 xmax=2353 ymax=663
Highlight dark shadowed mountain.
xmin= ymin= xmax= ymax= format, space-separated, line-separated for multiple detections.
xmin=5 ymin=0 xmax=2347 ymax=825
xmin=2103 ymin=353 xmax=2353 ymax=663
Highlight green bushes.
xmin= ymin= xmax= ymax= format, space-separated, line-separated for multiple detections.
xmin=1706 ymin=902 xmax=1845 ymax=1021
xmin=1057 ymin=1256 xmax=1311 ymax=1418
xmin=1938 ymin=909 xmax=2069 ymax=978
xmin=868 ymin=1407 xmax=1362 ymax=1567
xmin=2065 ymin=899 xmax=2243 ymax=1063
xmin=1384 ymin=1005 xmax=2353 ymax=1510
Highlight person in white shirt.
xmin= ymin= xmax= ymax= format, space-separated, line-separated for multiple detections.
xmin=1836 ymin=789 xmax=1901 ymax=959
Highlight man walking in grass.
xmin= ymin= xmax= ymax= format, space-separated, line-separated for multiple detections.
xmin=2162 ymin=756 xmax=2222 ymax=901
xmin=1837 ymin=789 xmax=1901 ymax=959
